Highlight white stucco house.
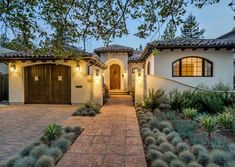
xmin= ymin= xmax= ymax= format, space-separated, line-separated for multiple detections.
xmin=0 ymin=37 xmax=235 ymax=105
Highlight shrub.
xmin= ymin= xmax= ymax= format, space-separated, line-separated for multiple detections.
xmin=46 ymin=147 xmax=62 ymax=162
xmin=188 ymin=161 xmax=203 ymax=167
xmin=210 ymin=150 xmax=229 ymax=166
xmin=148 ymin=118 xmax=160 ymax=130
xmin=183 ymin=108 xmax=198 ymax=120
xmin=34 ymin=156 xmax=54 ymax=167
xmin=146 ymin=149 xmax=163 ymax=161
xmin=174 ymin=119 xmax=197 ymax=140
xmin=200 ymin=115 xmax=217 ymax=139
xmin=20 ymin=144 xmax=36 ymax=157
xmin=228 ymin=143 xmax=235 ymax=154
xmin=159 ymin=121 xmax=173 ymax=131
xmin=63 ymin=126 xmax=73 ymax=133
xmin=52 ymin=138 xmax=71 ymax=153
xmin=163 ymin=151 xmax=177 ymax=163
xmin=206 ymin=163 xmax=220 ymax=167
xmin=43 ymin=124 xmax=62 ymax=142
xmin=171 ymin=136 xmax=183 ymax=146
xmin=179 ymin=151 xmax=195 ymax=164
xmin=145 ymin=136 xmax=156 ymax=146
xmin=191 ymin=144 xmax=207 ymax=157
xmin=156 ymin=136 xmax=167 ymax=145
xmin=142 ymin=130 xmax=155 ymax=140
xmin=163 ymin=128 xmax=171 ymax=134
xmin=197 ymin=91 xmax=224 ymax=114
xmin=140 ymin=127 xmax=151 ymax=135
xmin=168 ymin=89 xmax=187 ymax=111
xmin=167 ymin=131 xmax=179 ymax=142
xmin=148 ymin=144 xmax=159 ymax=151
xmin=30 ymin=144 xmax=48 ymax=159
xmin=170 ymin=160 xmax=186 ymax=167
xmin=73 ymin=101 xmax=100 ymax=116
xmin=176 ymin=143 xmax=189 ymax=153
xmin=142 ymin=89 xmax=166 ymax=110
xmin=72 ymin=126 xmax=82 ymax=135
xmin=151 ymin=159 xmax=168 ymax=167
xmin=197 ymin=151 xmax=209 ymax=166
xmin=159 ymin=142 xmax=175 ymax=153
xmin=14 ymin=156 xmax=35 ymax=167
xmin=217 ymin=112 xmax=234 ymax=129
xmin=153 ymin=128 xmax=160 ymax=134
xmin=63 ymin=133 xmax=75 ymax=142
xmin=6 ymin=156 xmax=21 ymax=167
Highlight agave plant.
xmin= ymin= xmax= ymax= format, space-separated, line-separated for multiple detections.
xmin=217 ymin=111 xmax=234 ymax=129
xmin=142 ymin=89 xmax=166 ymax=111
xmin=183 ymin=108 xmax=198 ymax=120
xmin=43 ymin=124 xmax=62 ymax=142
xmin=200 ymin=115 xmax=217 ymax=139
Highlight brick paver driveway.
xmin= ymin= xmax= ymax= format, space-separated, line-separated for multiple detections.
xmin=57 ymin=95 xmax=147 ymax=167
xmin=0 ymin=105 xmax=77 ymax=166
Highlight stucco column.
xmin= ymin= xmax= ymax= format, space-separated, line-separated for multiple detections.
xmin=135 ymin=69 xmax=144 ymax=105
xmin=93 ymin=69 xmax=103 ymax=105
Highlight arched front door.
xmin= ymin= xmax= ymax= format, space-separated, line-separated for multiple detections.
xmin=110 ymin=64 xmax=121 ymax=90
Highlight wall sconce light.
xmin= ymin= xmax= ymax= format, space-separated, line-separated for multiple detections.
xmin=10 ymin=64 xmax=16 ymax=72
xmin=76 ymin=63 xmax=80 ymax=72
xmin=95 ymin=69 xmax=100 ymax=79
xmin=138 ymin=69 xmax=142 ymax=80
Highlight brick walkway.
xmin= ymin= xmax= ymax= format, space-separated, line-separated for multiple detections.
xmin=0 ymin=105 xmax=77 ymax=166
xmin=57 ymin=95 xmax=147 ymax=167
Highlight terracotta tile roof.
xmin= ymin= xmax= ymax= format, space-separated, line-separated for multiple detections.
xmin=141 ymin=37 xmax=235 ymax=60
xmin=0 ymin=45 xmax=92 ymax=60
xmin=94 ymin=44 xmax=134 ymax=56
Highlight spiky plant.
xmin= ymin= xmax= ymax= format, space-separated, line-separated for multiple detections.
xmin=43 ymin=124 xmax=62 ymax=143
xmin=183 ymin=108 xmax=198 ymax=120
xmin=217 ymin=112 xmax=234 ymax=129
xmin=199 ymin=115 xmax=217 ymax=139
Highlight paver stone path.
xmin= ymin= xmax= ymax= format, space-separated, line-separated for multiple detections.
xmin=58 ymin=95 xmax=147 ymax=167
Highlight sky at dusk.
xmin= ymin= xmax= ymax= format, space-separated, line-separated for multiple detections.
xmin=85 ymin=1 xmax=235 ymax=52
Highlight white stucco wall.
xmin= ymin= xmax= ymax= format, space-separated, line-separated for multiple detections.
xmin=128 ymin=63 xmax=143 ymax=91
xmin=0 ymin=63 xmax=8 ymax=74
xmin=147 ymin=49 xmax=234 ymax=88
xmin=145 ymin=55 xmax=155 ymax=75
xmin=100 ymin=52 xmax=129 ymax=91
xmin=8 ymin=60 xmax=93 ymax=104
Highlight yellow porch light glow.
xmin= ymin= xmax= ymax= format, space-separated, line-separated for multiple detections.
xmin=76 ymin=63 xmax=80 ymax=72
xmin=10 ymin=64 xmax=16 ymax=72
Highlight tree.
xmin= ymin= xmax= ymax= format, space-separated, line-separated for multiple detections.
xmin=0 ymin=0 xmax=232 ymax=54
xmin=161 ymin=21 xmax=177 ymax=40
xmin=181 ymin=14 xmax=206 ymax=38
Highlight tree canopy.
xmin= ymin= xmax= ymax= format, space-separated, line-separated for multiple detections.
xmin=180 ymin=14 xmax=206 ymax=38
xmin=0 ymin=0 xmax=233 ymax=55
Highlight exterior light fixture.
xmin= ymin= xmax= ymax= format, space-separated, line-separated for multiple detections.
xmin=138 ymin=69 xmax=141 ymax=80
xmin=96 ymin=69 xmax=100 ymax=77
xmin=10 ymin=64 xmax=16 ymax=72
xmin=76 ymin=63 xmax=80 ymax=72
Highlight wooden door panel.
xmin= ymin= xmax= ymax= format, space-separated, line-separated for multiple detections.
xmin=25 ymin=65 xmax=50 ymax=103
xmin=51 ymin=65 xmax=71 ymax=104
xmin=110 ymin=64 xmax=120 ymax=90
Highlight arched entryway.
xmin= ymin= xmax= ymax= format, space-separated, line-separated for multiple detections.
xmin=24 ymin=64 xmax=71 ymax=104
xmin=110 ymin=64 xmax=121 ymax=90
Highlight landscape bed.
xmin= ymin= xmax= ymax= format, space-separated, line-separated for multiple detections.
xmin=5 ymin=124 xmax=83 ymax=167
xmin=136 ymin=87 xmax=235 ymax=167
xmin=72 ymin=101 xmax=101 ymax=116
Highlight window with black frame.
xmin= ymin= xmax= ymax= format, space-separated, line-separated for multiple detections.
xmin=172 ymin=57 xmax=213 ymax=77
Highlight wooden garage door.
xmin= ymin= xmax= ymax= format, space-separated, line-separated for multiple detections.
xmin=25 ymin=64 xmax=71 ymax=104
